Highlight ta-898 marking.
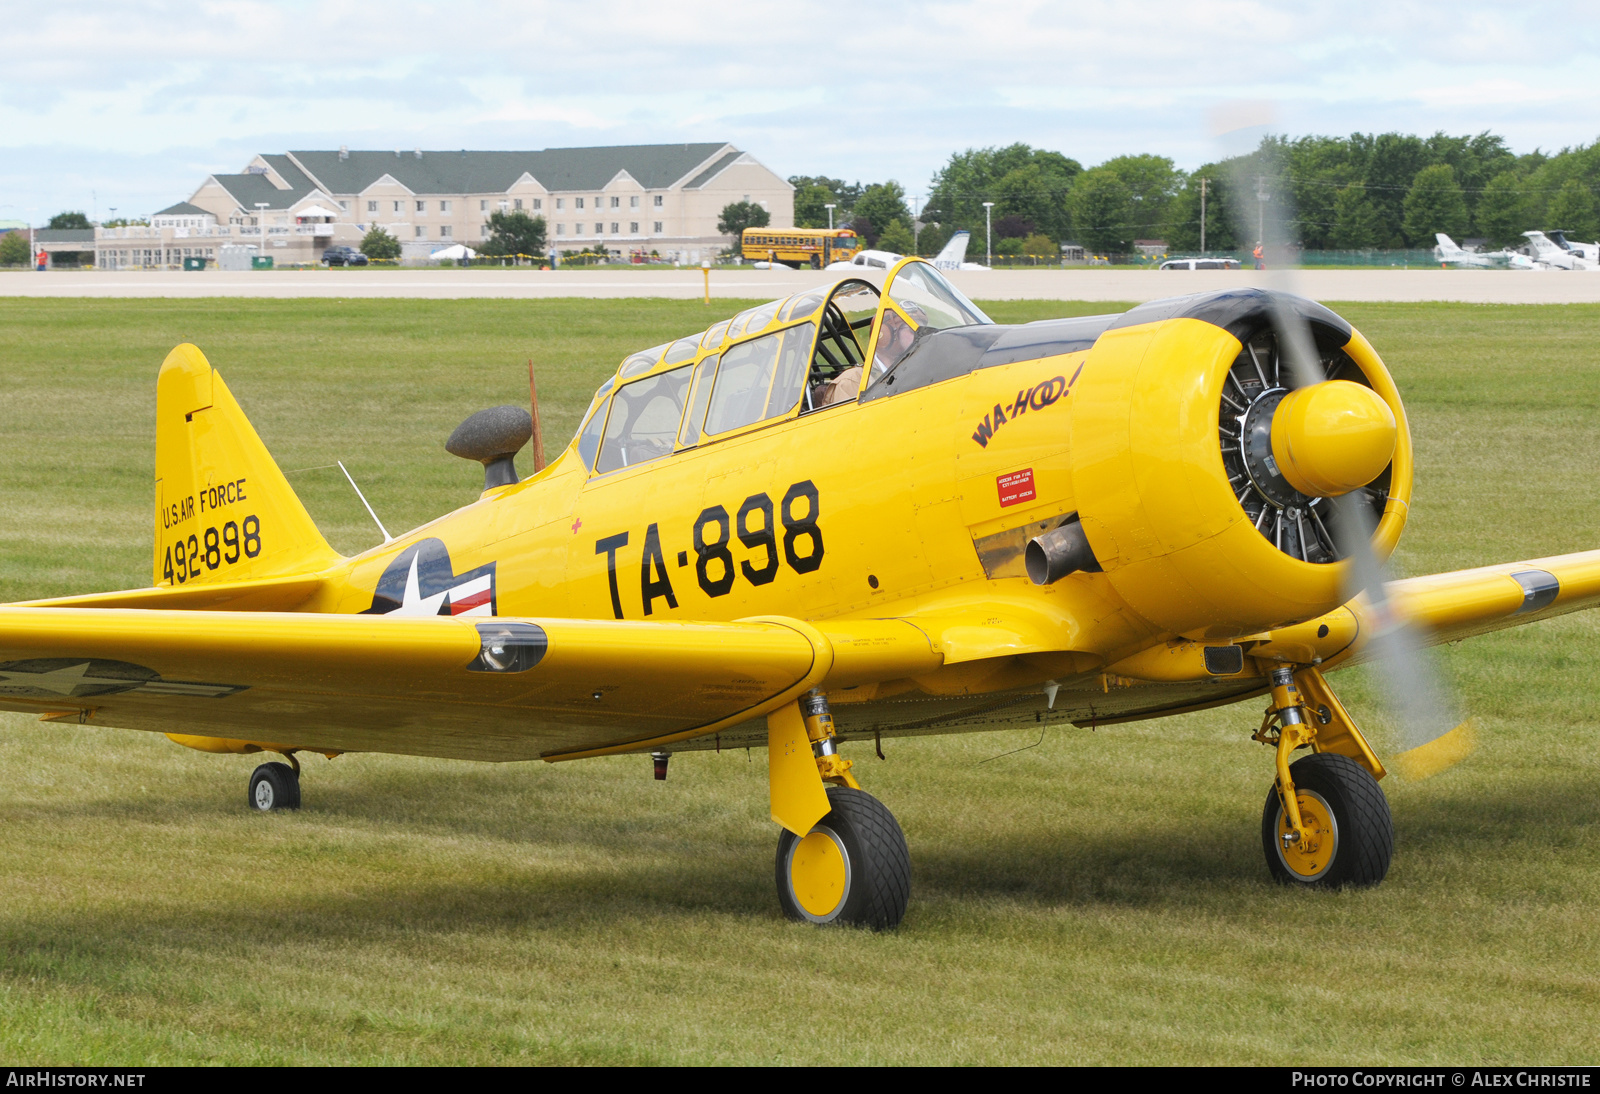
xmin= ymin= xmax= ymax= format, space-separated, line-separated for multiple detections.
xmin=593 ymin=481 xmax=823 ymax=619
xmin=163 ymin=515 xmax=261 ymax=585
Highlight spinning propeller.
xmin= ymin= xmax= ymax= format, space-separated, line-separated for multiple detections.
xmin=1219 ymin=132 xmax=1473 ymax=776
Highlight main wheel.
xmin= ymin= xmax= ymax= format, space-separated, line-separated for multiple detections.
xmin=775 ymin=786 xmax=910 ymax=929
xmin=248 ymin=762 xmax=301 ymax=812
xmin=1262 ymin=752 xmax=1391 ymax=888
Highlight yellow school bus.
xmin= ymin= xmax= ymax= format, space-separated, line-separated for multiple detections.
xmin=741 ymin=227 xmax=861 ymax=269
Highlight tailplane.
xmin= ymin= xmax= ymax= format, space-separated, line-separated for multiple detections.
xmin=153 ymin=344 xmax=340 ymax=588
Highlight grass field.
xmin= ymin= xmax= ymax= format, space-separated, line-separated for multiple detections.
xmin=0 ymin=296 xmax=1597 ymax=1065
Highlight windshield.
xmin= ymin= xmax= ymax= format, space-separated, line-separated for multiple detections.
xmin=888 ymin=261 xmax=992 ymax=330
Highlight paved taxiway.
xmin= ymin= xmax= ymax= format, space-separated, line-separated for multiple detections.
xmin=3 ymin=267 xmax=1599 ymax=303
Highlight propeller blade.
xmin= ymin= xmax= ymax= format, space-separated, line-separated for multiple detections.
xmin=1257 ymin=253 xmax=1472 ymax=776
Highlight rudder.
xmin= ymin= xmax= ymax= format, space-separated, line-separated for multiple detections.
xmin=154 ymin=344 xmax=340 ymax=588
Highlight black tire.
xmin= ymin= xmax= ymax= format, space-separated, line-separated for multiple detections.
xmin=775 ymin=786 xmax=910 ymax=929
xmin=1262 ymin=752 xmax=1391 ymax=888
xmin=248 ymin=762 xmax=300 ymax=812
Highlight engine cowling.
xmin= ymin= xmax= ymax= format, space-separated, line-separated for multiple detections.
xmin=1068 ymin=289 xmax=1412 ymax=639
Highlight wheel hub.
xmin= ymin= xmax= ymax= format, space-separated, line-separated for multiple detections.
xmin=1275 ymin=789 xmax=1338 ymax=880
xmin=787 ymin=826 xmax=851 ymax=921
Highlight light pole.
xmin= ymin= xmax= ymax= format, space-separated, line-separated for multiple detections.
xmin=1197 ymin=178 xmax=1208 ymax=254
xmin=256 ymin=202 xmax=270 ymax=268
xmin=982 ymin=202 xmax=994 ymax=267
xmin=824 ymin=203 xmax=836 ymax=230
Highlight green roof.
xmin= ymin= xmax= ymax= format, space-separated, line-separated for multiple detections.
xmin=287 ymin=143 xmax=734 ymax=196
xmin=155 ymin=201 xmax=211 ymax=217
xmin=36 ymin=229 xmax=95 ymax=243
xmin=211 ymin=172 xmax=303 ymax=212
xmin=683 ymin=150 xmax=742 ymax=189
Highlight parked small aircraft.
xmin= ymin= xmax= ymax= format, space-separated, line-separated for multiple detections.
xmin=1546 ymin=230 xmax=1600 ymax=265
xmin=1520 ymin=230 xmax=1597 ymax=270
xmin=4 ymin=260 xmax=1597 ymax=929
xmin=1433 ymin=234 xmax=1527 ymax=269
xmin=826 ymin=231 xmax=987 ymax=273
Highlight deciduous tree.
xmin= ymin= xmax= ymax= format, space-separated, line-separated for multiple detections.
xmin=48 ymin=211 xmax=90 ymax=230
xmin=360 ymin=227 xmax=401 ymax=260
xmin=717 ymin=201 xmax=770 ymax=239
xmin=1544 ymin=179 xmax=1599 ymax=241
xmin=481 ymin=210 xmax=548 ymax=257
xmin=1402 ymin=164 xmax=1469 ymax=244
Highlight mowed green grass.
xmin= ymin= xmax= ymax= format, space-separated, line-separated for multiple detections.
xmin=0 ymin=296 xmax=1597 ymax=1065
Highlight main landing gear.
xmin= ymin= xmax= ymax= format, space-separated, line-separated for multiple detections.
xmin=248 ymin=753 xmax=301 ymax=812
xmin=1255 ymin=666 xmax=1392 ymax=888
xmin=768 ymin=689 xmax=910 ymax=929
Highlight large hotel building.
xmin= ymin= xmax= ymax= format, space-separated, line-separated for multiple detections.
xmin=87 ymin=143 xmax=794 ymax=268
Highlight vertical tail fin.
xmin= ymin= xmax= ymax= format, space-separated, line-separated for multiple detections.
xmin=932 ymin=230 xmax=971 ymax=271
xmin=153 ymin=344 xmax=340 ymax=588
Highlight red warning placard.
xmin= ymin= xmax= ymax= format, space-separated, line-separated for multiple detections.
xmin=997 ymin=468 xmax=1036 ymax=507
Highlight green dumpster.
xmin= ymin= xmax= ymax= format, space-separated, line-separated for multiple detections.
xmin=182 ymin=256 xmax=207 ymax=271
xmin=251 ymin=256 xmax=274 ymax=270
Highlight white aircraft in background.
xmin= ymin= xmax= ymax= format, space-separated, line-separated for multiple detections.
xmin=1434 ymin=234 xmax=1521 ymax=268
xmin=825 ymin=230 xmax=990 ymax=273
xmin=1547 ymin=230 xmax=1600 ymax=265
xmin=930 ymin=230 xmax=990 ymax=272
xmin=1521 ymin=230 xmax=1597 ymax=270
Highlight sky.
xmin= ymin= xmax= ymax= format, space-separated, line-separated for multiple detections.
xmin=3 ymin=0 xmax=1598 ymax=223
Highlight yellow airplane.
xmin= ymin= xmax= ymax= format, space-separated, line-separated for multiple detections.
xmin=3 ymin=258 xmax=1597 ymax=929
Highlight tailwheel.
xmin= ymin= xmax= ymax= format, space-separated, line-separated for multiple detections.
xmin=776 ymin=786 xmax=910 ymax=930
xmin=248 ymin=761 xmax=301 ymax=812
xmin=1262 ymin=752 xmax=1391 ymax=888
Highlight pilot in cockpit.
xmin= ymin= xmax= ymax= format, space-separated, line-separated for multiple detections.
xmin=814 ymin=302 xmax=925 ymax=407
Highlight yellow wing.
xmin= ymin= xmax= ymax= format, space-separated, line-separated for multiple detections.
xmin=0 ymin=608 xmax=937 ymax=761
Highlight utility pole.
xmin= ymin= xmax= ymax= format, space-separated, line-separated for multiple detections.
xmin=1199 ymin=177 xmax=1209 ymax=254
xmin=983 ymin=201 xmax=995 ymax=267
xmin=824 ymin=203 xmax=836 ymax=230
xmin=1254 ymin=175 xmax=1270 ymax=251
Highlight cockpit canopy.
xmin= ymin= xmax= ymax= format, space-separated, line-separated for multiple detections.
xmin=573 ymin=259 xmax=992 ymax=475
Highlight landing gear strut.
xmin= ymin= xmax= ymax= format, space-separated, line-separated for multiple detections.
xmin=769 ymin=689 xmax=910 ymax=928
xmin=1255 ymin=666 xmax=1391 ymax=887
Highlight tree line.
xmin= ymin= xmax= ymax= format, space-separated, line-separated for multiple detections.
xmin=792 ymin=133 xmax=1600 ymax=255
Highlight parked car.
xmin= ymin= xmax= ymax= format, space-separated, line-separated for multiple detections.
xmin=323 ymin=246 xmax=369 ymax=267
xmin=1159 ymin=257 xmax=1241 ymax=270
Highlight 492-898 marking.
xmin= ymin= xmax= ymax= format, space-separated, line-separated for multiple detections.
xmin=163 ymin=514 xmax=261 ymax=584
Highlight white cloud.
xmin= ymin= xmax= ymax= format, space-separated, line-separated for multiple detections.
xmin=3 ymin=0 xmax=1600 ymax=220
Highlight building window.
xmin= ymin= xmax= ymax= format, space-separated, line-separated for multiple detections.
xmin=338 ymin=200 xmax=349 ymax=211
xmin=367 ymin=200 xmax=378 ymax=212
xmin=654 ymin=195 xmax=663 ymax=207
xmin=482 ymin=224 xmax=492 ymax=237
xmin=393 ymin=201 xmax=403 ymax=213
xmin=532 ymin=198 xmax=542 ymax=210
xmin=557 ymin=224 xmax=565 ymax=236
xmin=630 ymin=196 xmax=639 ymax=208
xmin=440 ymin=225 xmax=452 ymax=237
xmin=630 ymin=222 xmax=639 ymax=233
xmin=514 ymin=198 xmax=523 ymax=210
xmin=610 ymin=222 xmax=619 ymax=233
xmin=556 ymin=198 xmax=565 ymax=210
xmin=440 ymin=200 xmax=452 ymax=213
xmin=416 ymin=200 xmax=427 ymax=213
xmin=610 ymin=196 xmax=620 ymax=209
xmin=653 ymin=221 xmax=663 ymax=233
xmin=480 ymin=199 xmax=488 ymax=211
xmin=576 ymin=198 xmax=584 ymax=209
xmin=415 ymin=226 xmax=425 ymax=238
